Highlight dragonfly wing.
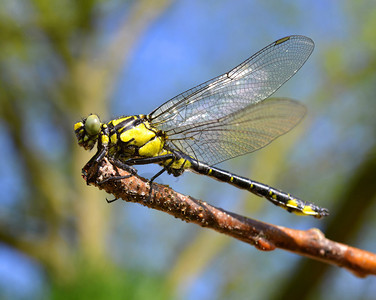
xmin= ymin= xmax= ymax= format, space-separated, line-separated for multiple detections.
xmin=164 ymin=98 xmax=306 ymax=165
xmin=150 ymin=35 xmax=313 ymax=135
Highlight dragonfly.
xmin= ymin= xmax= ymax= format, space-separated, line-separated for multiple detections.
xmin=74 ymin=35 xmax=329 ymax=218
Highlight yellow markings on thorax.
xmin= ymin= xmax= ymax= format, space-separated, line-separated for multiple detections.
xmin=138 ymin=137 xmax=163 ymax=157
xmin=117 ymin=120 xmax=165 ymax=158
xmin=172 ymin=157 xmax=191 ymax=170
xmin=158 ymin=149 xmax=192 ymax=171
xmin=275 ymin=36 xmax=290 ymax=45
xmin=101 ymin=135 xmax=109 ymax=145
xmin=110 ymin=116 xmax=135 ymax=127
xmin=74 ymin=122 xmax=83 ymax=131
xmin=120 ymin=122 xmax=156 ymax=147
xmin=110 ymin=133 xmax=118 ymax=144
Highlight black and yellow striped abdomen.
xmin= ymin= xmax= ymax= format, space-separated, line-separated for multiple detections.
xmin=187 ymin=157 xmax=328 ymax=218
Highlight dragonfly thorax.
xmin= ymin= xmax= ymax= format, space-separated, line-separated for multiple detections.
xmin=105 ymin=115 xmax=192 ymax=174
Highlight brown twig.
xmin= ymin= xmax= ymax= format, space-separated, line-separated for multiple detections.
xmin=83 ymin=158 xmax=376 ymax=278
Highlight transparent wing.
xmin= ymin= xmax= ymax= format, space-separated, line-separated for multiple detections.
xmin=164 ymin=98 xmax=306 ymax=165
xmin=149 ymin=36 xmax=313 ymax=165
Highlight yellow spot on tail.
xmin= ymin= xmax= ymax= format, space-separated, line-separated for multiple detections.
xmin=74 ymin=122 xmax=83 ymax=131
xmin=207 ymin=169 xmax=212 ymax=175
xmin=284 ymin=200 xmax=318 ymax=216
xmin=286 ymin=199 xmax=298 ymax=208
xmin=101 ymin=135 xmax=109 ymax=145
xmin=302 ymin=206 xmax=317 ymax=215
xmin=230 ymin=176 xmax=234 ymax=182
xmin=275 ymin=36 xmax=290 ymax=45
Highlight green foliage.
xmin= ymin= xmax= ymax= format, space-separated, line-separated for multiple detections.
xmin=50 ymin=264 xmax=170 ymax=300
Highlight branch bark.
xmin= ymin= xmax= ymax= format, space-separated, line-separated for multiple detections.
xmin=83 ymin=158 xmax=376 ymax=278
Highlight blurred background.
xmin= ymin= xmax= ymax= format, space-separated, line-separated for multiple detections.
xmin=1 ymin=0 xmax=376 ymax=299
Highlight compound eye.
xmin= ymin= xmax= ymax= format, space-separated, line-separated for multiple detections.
xmin=85 ymin=115 xmax=101 ymax=136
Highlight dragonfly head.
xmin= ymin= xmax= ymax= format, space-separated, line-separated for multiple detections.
xmin=74 ymin=114 xmax=102 ymax=150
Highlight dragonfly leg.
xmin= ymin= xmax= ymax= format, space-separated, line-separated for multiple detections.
xmin=83 ymin=147 xmax=108 ymax=184
xmin=147 ymin=158 xmax=176 ymax=201
xmin=98 ymin=159 xmax=137 ymax=203
xmin=103 ymin=154 xmax=177 ymax=202
xmin=124 ymin=154 xmax=175 ymax=166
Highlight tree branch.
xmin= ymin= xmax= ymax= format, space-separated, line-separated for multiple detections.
xmin=83 ymin=158 xmax=376 ymax=278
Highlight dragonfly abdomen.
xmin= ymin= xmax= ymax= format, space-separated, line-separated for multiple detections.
xmin=189 ymin=159 xmax=328 ymax=218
